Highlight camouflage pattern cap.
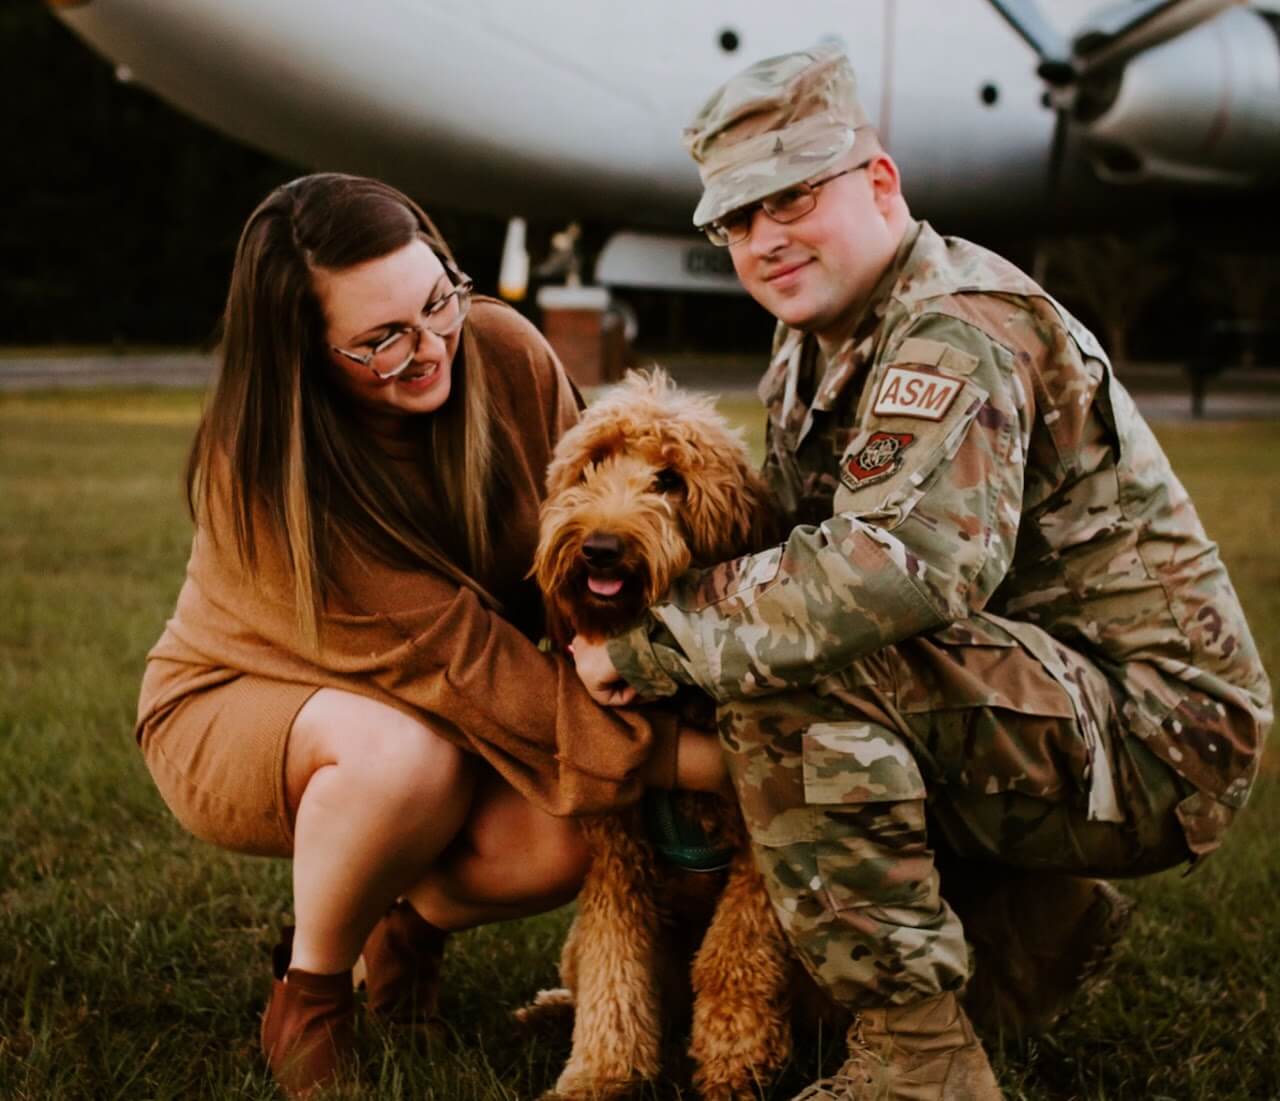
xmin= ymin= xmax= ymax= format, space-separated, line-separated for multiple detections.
xmin=684 ymin=42 xmax=873 ymax=228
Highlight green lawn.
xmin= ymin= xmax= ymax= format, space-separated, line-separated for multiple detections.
xmin=1 ymin=388 xmax=1276 ymax=1100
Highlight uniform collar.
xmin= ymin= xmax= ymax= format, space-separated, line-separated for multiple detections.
xmin=809 ymin=219 xmax=922 ymax=412
xmin=758 ymin=219 xmax=925 ymax=424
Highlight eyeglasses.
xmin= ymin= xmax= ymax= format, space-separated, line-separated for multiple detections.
xmin=330 ymin=269 xmax=474 ymax=380
xmin=703 ymin=161 xmax=871 ymax=247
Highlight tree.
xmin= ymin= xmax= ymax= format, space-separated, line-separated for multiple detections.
xmin=1040 ymin=232 xmax=1178 ymax=370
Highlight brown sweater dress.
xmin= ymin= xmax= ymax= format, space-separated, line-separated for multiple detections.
xmin=136 ymin=300 xmax=676 ymax=857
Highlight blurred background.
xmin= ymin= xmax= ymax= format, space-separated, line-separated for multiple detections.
xmin=5 ymin=0 xmax=1278 ymax=379
xmin=3 ymin=1 xmax=771 ymax=359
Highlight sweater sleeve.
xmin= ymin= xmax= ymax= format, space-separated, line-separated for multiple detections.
xmin=389 ymin=315 xmax=678 ymax=812
xmin=357 ymin=583 xmax=680 ymax=816
xmin=162 ymin=515 xmax=678 ymax=817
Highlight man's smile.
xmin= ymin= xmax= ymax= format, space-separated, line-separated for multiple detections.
xmin=762 ymin=258 xmax=814 ymax=285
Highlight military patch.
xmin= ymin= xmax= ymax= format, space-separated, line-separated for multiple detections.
xmin=841 ymin=431 xmax=914 ymax=490
xmin=872 ymin=366 xmax=962 ymax=421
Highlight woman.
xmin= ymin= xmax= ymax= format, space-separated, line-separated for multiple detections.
xmin=135 ymin=173 xmax=723 ymax=1097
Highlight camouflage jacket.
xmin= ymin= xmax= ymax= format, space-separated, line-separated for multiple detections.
xmin=608 ymin=221 xmax=1272 ymax=807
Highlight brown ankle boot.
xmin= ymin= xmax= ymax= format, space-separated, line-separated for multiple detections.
xmin=958 ymin=874 xmax=1133 ymax=1040
xmin=359 ymin=899 xmax=449 ymax=1033
xmin=260 ymin=936 xmax=355 ymax=1099
xmin=791 ymin=992 xmax=1001 ymax=1101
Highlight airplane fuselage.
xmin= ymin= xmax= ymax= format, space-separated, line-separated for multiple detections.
xmin=52 ymin=1 xmax=1280 ymax=233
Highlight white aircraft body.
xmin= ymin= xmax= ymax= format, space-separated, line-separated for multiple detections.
xmin=49 ymin=0 xmax=1280 ymax=293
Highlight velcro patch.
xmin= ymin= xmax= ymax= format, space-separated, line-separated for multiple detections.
xmin=841 ymin=431 xmax=914 ymax=490
xmin=872 ymin=366 xmax=962 ymax=421
xmin=893 ymin=337 xmax=980 ymax=376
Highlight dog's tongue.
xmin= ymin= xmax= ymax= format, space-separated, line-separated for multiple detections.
xmin=587 ymin=576 xmax=624 ymax=597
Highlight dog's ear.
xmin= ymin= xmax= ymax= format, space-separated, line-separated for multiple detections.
xmin=742 ymin=469 xmax=786 ymax=553
xmin=545 ymin=432 xmax=596 ymax=498
xmin=722 ymin=453 xmax=786 ymax=556
xmin=679 ymin=434 xmax=778 ymax=563
xmin=544 ymin=449 xmax=581 ymax=499
xmin=546 ymin=414 xmax=620 ymax=498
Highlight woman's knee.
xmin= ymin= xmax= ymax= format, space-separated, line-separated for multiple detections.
xmin=453 ymin=781 xmax=591 ymax=903
xmin=523 ymin=814 xmax=591 ymax=900
xmin=286 ymin=689 xmax=470 ymax=820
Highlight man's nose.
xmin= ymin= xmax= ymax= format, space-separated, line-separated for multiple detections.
xmin=746 ymin=206 xmax=789 ymax=257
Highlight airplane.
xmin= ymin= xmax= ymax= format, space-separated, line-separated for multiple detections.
xmin=46 ymin=0 xmax=1280 ymax=301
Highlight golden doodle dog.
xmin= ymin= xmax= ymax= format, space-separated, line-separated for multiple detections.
xmin=526 ymin=370 xmax=835 ymax=1101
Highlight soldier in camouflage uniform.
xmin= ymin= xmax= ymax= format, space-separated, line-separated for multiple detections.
xmin=569 ymin=43 xmax=1272 ymax=1100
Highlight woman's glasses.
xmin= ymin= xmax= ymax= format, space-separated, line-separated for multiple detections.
xmin=331 ymin=270 xmax=473 ymax=380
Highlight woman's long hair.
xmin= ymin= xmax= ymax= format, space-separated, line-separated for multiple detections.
xmin=186 ymin=173 xmax=501 ymax=648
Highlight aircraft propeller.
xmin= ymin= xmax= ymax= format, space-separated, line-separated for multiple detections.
xmin=987 ymin=0 xmax=1243 ymax=229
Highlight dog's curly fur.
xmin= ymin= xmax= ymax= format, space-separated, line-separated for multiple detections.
xmin=524 ymin=370 xmax=825 ymax=1101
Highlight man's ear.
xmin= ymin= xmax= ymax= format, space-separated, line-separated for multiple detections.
xmin=867 ymin=154 xmax=902 ymax=214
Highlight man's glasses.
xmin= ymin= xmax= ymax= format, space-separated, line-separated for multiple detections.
xmin=331 ymin=269 xmax=474 ymax=380
xmin=703 ymin=161 xmax=870 ymax=247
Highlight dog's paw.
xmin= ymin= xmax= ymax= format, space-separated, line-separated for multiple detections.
xmin=513 ymin=987 xmax=576 ymax=1035
xmin=692 ymin=1059 xmax=775 ymax=1101
xmin=542 ymin=1068 xmax=642 ymax=1101
xmin=694 ymin=1086 xmax=763 ymax=1101
xmin=693 ymin=1076 xmax=770 ymax=1101
xmin=691 ymin=1009 xmax=790 ymax=1101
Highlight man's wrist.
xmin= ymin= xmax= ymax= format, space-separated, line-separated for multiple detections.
xmin=606 ymin=617 xmax=681 ymax=698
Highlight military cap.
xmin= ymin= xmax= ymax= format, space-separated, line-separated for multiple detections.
xmin=683 ymin=42 xmax=875 ymax=228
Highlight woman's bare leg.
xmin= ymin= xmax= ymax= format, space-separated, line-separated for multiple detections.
xmin=405 ymin=768 xmax=591 ymax=930
xmin=283 ymin=689 xmax=475 ymax=974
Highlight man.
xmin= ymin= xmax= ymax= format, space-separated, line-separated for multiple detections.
xmin=570 ymin=44 xmax=1271 ymax=1100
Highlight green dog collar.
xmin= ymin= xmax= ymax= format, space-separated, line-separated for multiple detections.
xmin=643 ymin=789 xmax=734 ymax=873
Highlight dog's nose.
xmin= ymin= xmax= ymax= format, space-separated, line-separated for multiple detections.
xmin=582 ymin=532 xmax=624 ymax=568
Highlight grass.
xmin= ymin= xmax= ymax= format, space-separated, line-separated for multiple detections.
xmin=0 ymin=387 xmax=1276 ymax=1100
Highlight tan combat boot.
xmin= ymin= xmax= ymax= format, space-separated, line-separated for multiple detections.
xmin=957 ymin=874 xmax=1133 ymax=1040
xmin=792 ymin=991 xmax=1001 ymax=1100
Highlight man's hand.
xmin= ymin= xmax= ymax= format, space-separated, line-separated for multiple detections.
xmin=568 ymin=634 xmax=637 ymax=707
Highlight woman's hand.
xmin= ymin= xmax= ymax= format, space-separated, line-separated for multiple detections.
xmin=568 ymin=634 xmax=636 ymax=707
xmin=569 ymin=636 xmax=730 ymax=796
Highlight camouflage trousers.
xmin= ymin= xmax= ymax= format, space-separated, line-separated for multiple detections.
xmin=719 ymin=611 xmax=1214 ymax=1010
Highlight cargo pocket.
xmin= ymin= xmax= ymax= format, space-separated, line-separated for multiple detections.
xmin=799 ymin=721 xmax=934 ymax=916
xmin=894 ymin=614 xmax=1100 ymax=809
xmin=729 ymin=716 xmax=927 ymax=851
xmin=901 ymin=615 xmax=1077 ymax=719
xmin=801 ymin=721 xmax=927 ymax=805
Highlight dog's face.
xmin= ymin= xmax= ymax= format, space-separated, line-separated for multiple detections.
xmin=535 ymin=370 xmax=774 ymax=642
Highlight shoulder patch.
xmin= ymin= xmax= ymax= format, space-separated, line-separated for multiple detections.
xmin=841 ymin=431 xmax=915 ymax=490
xmin=872 ymin=366 xmax=962 ymax=421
